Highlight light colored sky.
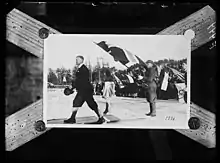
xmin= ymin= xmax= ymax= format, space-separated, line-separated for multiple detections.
xmin=44 ymin=34 xmax=190 ymax=70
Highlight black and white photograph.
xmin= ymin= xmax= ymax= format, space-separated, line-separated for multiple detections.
xmin=43 ymin=34 xmax=191 ymax=129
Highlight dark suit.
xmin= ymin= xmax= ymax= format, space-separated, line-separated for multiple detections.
xmin=72 ymin=65 xmax=98 ymax=111
xmin=73 ymin=64 xmax=93 ymax=94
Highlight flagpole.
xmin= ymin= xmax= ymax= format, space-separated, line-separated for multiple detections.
xmin=89 ymin=57 xmax=92 ymax=82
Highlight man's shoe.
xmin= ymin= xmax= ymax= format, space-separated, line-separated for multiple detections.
xmin=96 ymin=117 xmax=106 ymax=124
xmin=146 ymin=112 xmax=152 ymax=116
xmin=64 ymin=118 xmax=76 ymax=124
xmin=86 ymin=117 xmax=106 ymax=124
xmin=151 ymin=113 xmax=156 ymax=117
xmin=103 ymin=109 xmax=109 ymax=115
xmin=146 ymin=113 xmax=156 ymax=117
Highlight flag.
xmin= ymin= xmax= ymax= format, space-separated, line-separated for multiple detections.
xmin=161 ymin=72 xmax=169 ymax=91
xmin=135 ymin=55 xmax=146 ymax=66
xmin=95 ymin=41 xmax=146 ymax=68
xmin=168 ymin=66 xmax=185 ymax=81
xmin=95 ymin=41 xmax=110 ymax=52
xmin=108 ymin=46 xmax=130 ymax=65
xmin=113 ymin=73 xmax=124 ymax=88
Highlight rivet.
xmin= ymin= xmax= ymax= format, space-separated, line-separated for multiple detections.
xmin=188 ymin=117 xmax=200 ymax=130
xmin=34 ymin=120 xmax=46 ymax=132
xmin=38 ymin=28 xmax=49 ymax=39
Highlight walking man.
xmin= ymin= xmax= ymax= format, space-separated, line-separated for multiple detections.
xmin=64 ymin=55 xmax=105 ymax=124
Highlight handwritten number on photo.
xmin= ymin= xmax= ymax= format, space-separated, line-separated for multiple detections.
xmin=165 ymin=116 xmax=175 ymax=121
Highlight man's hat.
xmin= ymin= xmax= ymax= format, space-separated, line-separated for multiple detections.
xmin=64 ymin=87 xmax=74 ymax=96
xmin=146 ymin=60 xmax=154 ymax=64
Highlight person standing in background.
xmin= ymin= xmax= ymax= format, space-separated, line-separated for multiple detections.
xmin=125 ymin=70 xmax=136 ymax=97
xmin=102 ymin=69 xmax=115 ymax=115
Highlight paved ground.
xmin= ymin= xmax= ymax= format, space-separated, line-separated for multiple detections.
xmin=45 ymin=88 xmax=189 ymax=129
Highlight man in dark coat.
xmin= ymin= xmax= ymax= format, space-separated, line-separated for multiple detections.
xmin=142 ymin=60 xmax=158 ymax=117
xmin=64 ymin=55 xmax=105 ymax=124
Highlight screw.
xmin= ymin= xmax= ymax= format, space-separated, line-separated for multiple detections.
xmin=188 ymin=117 xmax=200 ymax=130
xmin=38 ymin=28 xmax=49 ymax=39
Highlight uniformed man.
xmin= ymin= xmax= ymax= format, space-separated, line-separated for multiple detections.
xmin=140 ymin=60 xmax=158 ymax=117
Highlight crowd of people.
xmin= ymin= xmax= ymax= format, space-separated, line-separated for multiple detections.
xmin=92 ymin=61 xmax=187 ymax=102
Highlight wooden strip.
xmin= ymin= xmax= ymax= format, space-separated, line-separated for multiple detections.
xmin=5 ymin=100 xmax=42 ymax=133
xmin=7 ymin=13 xmax=42 ymax=38
xmin=176 ymin=129 xmax=216 ymax=148
xmin=190 ymin=110 xmax=215 ymax=126
xmin=6 ymin=8 xmax=61 ymax=59
xmin=11 ymin=9 xmax=60 ymax=34
xmin=156 ymin=5 xmax=216 ymax=148
xmin=5 ymin=100 xmax=51 ymax=151
xmin=7 ymin=28 xmax=42 ymax=52
xmin=176 ymin=103 xmax=216 ymax=148
xmin=7 ymin=17 xmax=43 ymax=48
xmin=158 ymin=5 xmax=215 ymax=34
xmin=7 ymin=12 xmax=40 ymax=34
xmin=7 ymin=30 xmax=43 ymax=58
xmin=157 ymin=5 xmax=216 ymax=51
xmin=6 ymin=113 xmax=43 ymax=140
xmin=190 ymin=107 xmax=215 ymax=121
xmin=5 ymin=95 xmax=41 ymax=120
xmin=190 ymin=103 xmax=215 ymax=123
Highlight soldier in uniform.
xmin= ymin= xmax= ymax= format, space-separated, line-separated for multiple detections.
xmin=64 ymin=55 xmax=105 ymax=124
xmin=141 ymin=60 xmax=158 ymax=117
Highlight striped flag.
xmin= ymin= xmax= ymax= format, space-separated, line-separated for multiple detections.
xmin=113 ymin=73 xmax=124 ymax=88
xmin=135 ymin=55 xmax=147 ymax=66
xmin=168 ymin=66 xmax=185 ymax=81
xmin=95 ymin=41 xmax=146 ymax=68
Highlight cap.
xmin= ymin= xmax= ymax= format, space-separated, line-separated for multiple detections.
xmin=146 ymin=60 xmax=154 ymax=64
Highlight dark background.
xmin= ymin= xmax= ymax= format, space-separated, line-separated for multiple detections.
xmin=5 ymin=2 xmax=216 ymax=160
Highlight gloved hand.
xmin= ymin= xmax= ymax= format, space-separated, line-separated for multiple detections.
xmin=68 ymin=85 xmax=73 ymax=89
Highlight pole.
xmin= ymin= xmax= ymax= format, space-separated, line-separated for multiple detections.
xmin=89 ymin=58 xmax=92 ymax=82
xmin=97 ymin=57 xmax=101 ymax=83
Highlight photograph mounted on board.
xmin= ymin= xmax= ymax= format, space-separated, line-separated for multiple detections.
xmin=43 ymin=34 xmax=191 ymax=129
